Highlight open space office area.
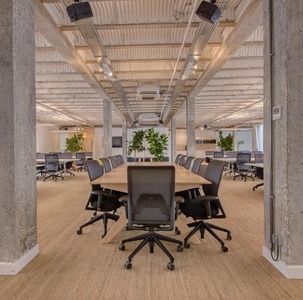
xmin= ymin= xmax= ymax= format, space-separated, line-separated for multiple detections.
xmin=1 ymin=0 xmax=303 ymax=299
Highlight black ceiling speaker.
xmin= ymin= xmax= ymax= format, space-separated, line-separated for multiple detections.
xmin=195 ymin=1 xmax=221 ymax=24
xmin=66 ymin=2 xmax=93 ymax=22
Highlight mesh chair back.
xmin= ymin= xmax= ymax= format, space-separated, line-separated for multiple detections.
xmin=175 ymin=154 xmax=182 ymax=164
xmin=108 ymin=156 xmax=118 ymax=168
xmin=115 ymin=155 xmax=124 ymax=165
xmin=58 ymin=152 xmax=72 ymax=159
xmin=76 ymin=152 xmax=86 ymax=166
xmin=225 ymin=151 xmax=237 ymax=158
xmin=37 ymin=153 xmax=45 ymax=159
xmin=235 ymin=152 xmax=251 ymax=171
xmin=254 ymin=153 xmax=263 ymax=163
xmin=45 ymin=154 xmax=60 ymax=172
xmin=100 ymin=158 xmax=112 ymax=173
xmin=213 ymin=151 xmax=224 ymax=158
xmin=183 ymin=156 xmax=195 ymax=169
xmin=178 ymin=155 xmax=187 ymax=166
xmin=191 ymin=158 xmax=204 ymax=174
xmin=86 ymin=160 xmax=104 ymax=181
xmin=205 ymin=151 xmax=214 ymax=156
xmin=251 ymin=151 xmax=262 ymax=159
xmin=127 ymin=166 xmax=175 ymax=229
xmin=202 ymin=160 xmax=227 ymax=196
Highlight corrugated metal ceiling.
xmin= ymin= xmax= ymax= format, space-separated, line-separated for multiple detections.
xmin=34 ymin=0 xmax=264 ymax=129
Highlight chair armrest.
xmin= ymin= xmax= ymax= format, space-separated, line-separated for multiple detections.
xmin=119 ymin=195 xmax=128 ymax=203
xmin=197 ymin=195 xmax=219 ymax=219
xmin=175 ymin=195 xmax=185 ymax=204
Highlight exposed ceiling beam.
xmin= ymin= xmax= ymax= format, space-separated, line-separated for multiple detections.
xmin=32 ymin=0 xmax=110 ymax=99
xmin=60 ymin=21 xmax=236 ymax=31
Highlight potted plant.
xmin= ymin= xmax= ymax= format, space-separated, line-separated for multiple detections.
xmin=127 ymin=130 xmax=146 ymax=159
xmin=65 ymin=133 xmax=84 ymax=152
xmin=217 ymin=131 xmax=233 ymax=151
xmin=145 ymin=128 xmax=168 ymax=162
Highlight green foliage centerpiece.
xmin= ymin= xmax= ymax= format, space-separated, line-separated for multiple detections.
xmin=127 ymin=128 xmax=168 ymax=161
xmin=65 ymin=133 xmax=84 ymax=152
xmin=217 ymin=131 xmax=233 ymax=151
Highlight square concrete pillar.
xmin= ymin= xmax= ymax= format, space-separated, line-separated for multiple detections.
xmin=0 ymin=0 xmax=38 ymax=275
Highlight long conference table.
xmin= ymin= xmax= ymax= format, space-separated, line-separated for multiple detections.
xmin=91 ymin=162 xmax=211 ymax=244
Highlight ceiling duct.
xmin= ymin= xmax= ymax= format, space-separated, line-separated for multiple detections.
xmin=137 ymin=112 xmax=160 ymax=125
xmin=137 ymin=84 xmax=160 ymax=101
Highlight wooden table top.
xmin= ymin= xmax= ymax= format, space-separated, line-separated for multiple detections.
xmin=91 ymin=162 xmax=211 ymax=193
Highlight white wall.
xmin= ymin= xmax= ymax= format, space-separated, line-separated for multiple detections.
xmin=235 ymin=130 xmax=253 ymax=151
xmin=36 ymin=124 xmax=59 ymax=153
xmin=94 ymin=127 xmax=123 ymax=159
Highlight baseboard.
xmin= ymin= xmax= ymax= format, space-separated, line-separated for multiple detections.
xmin=263 ymin=246 xmax=303 ymax=279
xmin=0 ymin=244 xmax=39 ymax=275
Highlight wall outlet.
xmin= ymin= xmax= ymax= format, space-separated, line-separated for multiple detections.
xmin=272 ymin=234 xmax=284 ymax=246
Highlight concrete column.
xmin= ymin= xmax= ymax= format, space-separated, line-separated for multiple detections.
xmin=171 ymin=117 xmax=176 ymax=162
xmin=263 ymin=0 xmax=303 ymax=278
xmin=94 ymin=127 xmax=103 ymax=159
xmin=186 ymin=97 xmax=195 ymax=156
xmin=122 ymin=119 xmax=127 ymax=161
xmin=252 ymin=125 xmax=258 ymax=151
xmin=0 ymin=0 xmax=38 ymax=275
xmin=103 ymin=99 xmax=112 ymax=157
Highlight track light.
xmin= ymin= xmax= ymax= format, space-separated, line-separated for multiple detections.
xmin=66 ymin=1 xmax=93 ymax=23
xmin=195 ymin=0 xmax=221 ymax=24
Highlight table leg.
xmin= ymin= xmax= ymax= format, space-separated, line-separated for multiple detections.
xmin=101 ymin=213 xmax=127 ymax=244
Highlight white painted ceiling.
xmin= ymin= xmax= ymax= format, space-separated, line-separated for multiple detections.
xmin=34 ymin=0 xmax=264 ymax=130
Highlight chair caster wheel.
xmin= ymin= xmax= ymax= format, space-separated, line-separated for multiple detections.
xmin=222 ymin=245 xmax=228 ymax=252
xmin=227 ymin=233 xmax=232 ymax=240
xmin=77 ymin=229 xmax=82 ymax=235
xmin=184 ymin=242 xmax=190 ymax=249
xmin=125 ymin=261 xmax=132 ymax=269
xmin=167 ymin=262 xmax=175 ymax=271
xmin=119 ymin=244 xmax=125 ymax=251
xmin=101 ymin=233 xmax=106 ymax=239
xmin=175 ymin=228 xmax=181 ymax=235
xmin=177 ymin=245 xmax=183 ymax=252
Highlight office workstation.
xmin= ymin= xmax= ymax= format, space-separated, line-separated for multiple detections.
xmin=1 ymin=0 xmax=303 ymax=299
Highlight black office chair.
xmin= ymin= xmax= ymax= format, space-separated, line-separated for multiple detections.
xmin=183 ymin=156 xmax=195 ymax=170
xmin=115 ymin=155 xmax=124 ymax=165
xmin=76 ymin=160 xmax=123 ymax=238
xmin=191 ymin=158 xmax=204 ymax=174
xmin=119 ymin=166 xmax=183 ymax=271
xmin=175 ymin=154 xmax=182 ymax=164
xmin=108 ymin=156 xmax=118 ymax=168
xmin=213 ymin=151 xmax=224 ymax=158
xmin=233 ymin=152 xmax=254 ymax=181
xmin=75 ymin=152 xmax=87 ymax=171
xmin=179 ymin=160 xmax=231 ymax=252
xmin=43 ymin=154 xmax=64 ymax=181
xmin=178 ymin=155 xmax=187 ymax=166
xmin=58 ymin=153 xmax=75 ymax=176
xmin=100 ymin=157 xmax=112 ymax=173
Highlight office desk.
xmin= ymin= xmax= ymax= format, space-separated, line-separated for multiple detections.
xmin=245 ymin=163 xmax=264 ymax=190
xmin=36 ymin=158 xmax=79 ymax=177
xmin=91 ymin=162 xmax=211 ymax=244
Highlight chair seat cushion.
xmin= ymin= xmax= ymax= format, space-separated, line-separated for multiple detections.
xmin=89 ymin=194 xmax=122 ymax=212
xmin=179 ymin=196 xmax=219 ymax=219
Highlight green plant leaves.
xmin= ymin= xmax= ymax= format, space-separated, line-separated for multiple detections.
xmin=217 ymin=132 xmax=233 ymax=151
xmin=65 ymin=133 xmax=84 ymax=152
xmin=127 ymin=128 xmax=168 ymax=161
